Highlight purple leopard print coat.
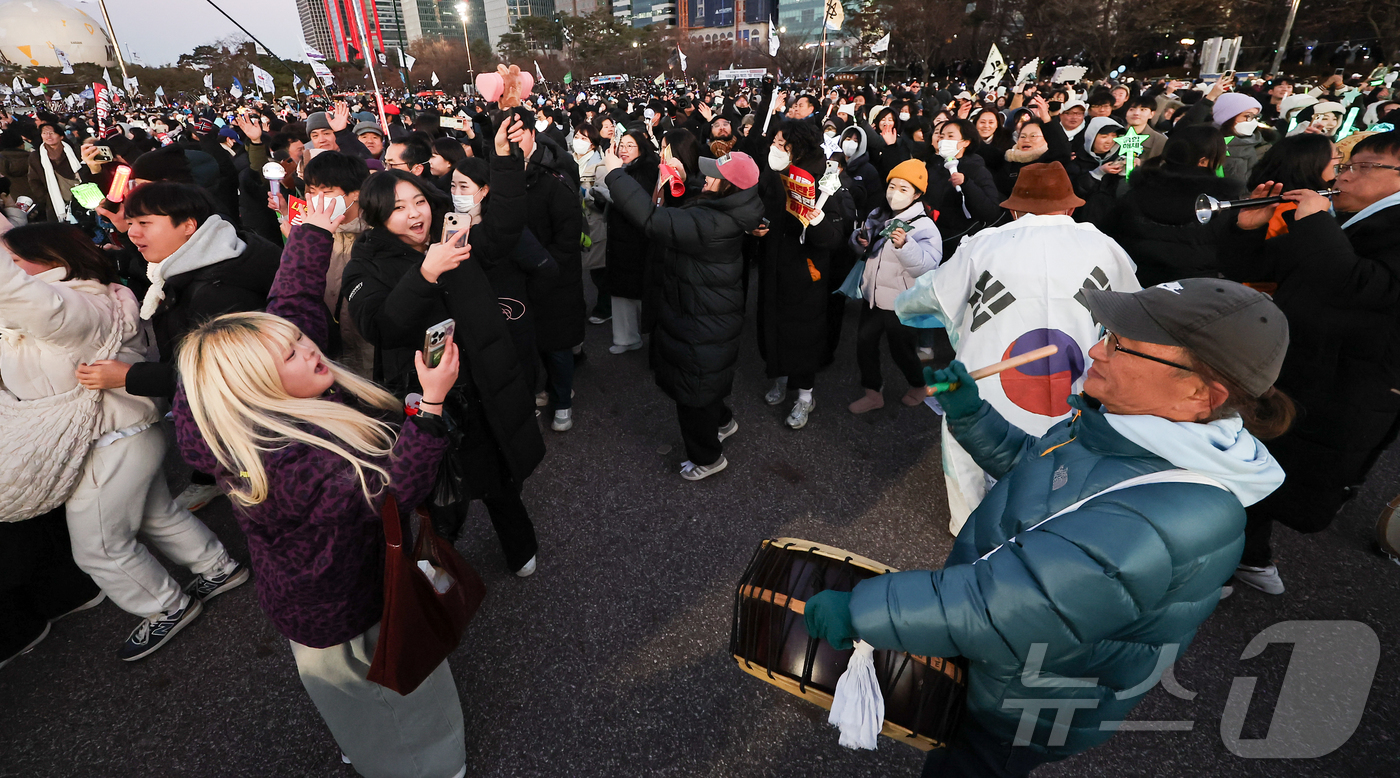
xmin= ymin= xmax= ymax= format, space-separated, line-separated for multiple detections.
xmin=175 ymin=224 xmax=448 ymax=648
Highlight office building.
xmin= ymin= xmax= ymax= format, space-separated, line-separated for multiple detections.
xmin=686 ymin=0 xmax=772 ymax=46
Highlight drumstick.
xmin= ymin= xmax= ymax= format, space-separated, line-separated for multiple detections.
xmin=924 ymin=344 xmax=1060 ymax=396
xmin=739 ymin=585 xmax=806 ymax=614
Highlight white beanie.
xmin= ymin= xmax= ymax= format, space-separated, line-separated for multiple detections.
xmin=1212 ymin=93 xmax=1262 ymax=127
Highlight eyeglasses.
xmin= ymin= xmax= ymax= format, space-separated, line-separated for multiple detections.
xmin=1334 ymin=162 xmax=1400 ymax=175
xmin=1100 ymin=332 xmax=1195 ymax=372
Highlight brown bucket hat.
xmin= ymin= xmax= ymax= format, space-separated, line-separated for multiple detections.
xmin=1000 ymin=161 xmax=1087 ymax=213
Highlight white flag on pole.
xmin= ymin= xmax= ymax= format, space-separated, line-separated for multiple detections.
xmin=973 ymin=44 xmax=1007 ymax=93
xmin=824 ymin=0 xmax=844 ymax=31
xmin=677 ymin=46 xmax=687 ymax=73
xmin=406 ymin=54 xmax=417 ymax=71
xmin=770 ymin=30 xmax=779 ymax=56
xmin=204 ymin=73 xmax=214 ymax=89
xmin=304 ymin=44 xmax=326 ymax=61
xmin=55 ymin=47 xmax=74 ymax=74
xmin=1014 ymin=57 xmax=1040 ymax=86
xmin=871 ymin=32 xmax=890 ymax=54
xmin=398 ymin=48 xmax=406 ymax=68
xmin=431 ymin=71 xmax=440 ymax=86
xmin=252 ymin=65 xmax=276 ymax=93
xmin=103 ymin=68 xmax=114 ymax=90
xmin=535 ymin=61 xmax=545 ymax=82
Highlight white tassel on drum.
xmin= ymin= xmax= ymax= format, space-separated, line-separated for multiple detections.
xmin=828 ymin=640 xmax=884 ymax=750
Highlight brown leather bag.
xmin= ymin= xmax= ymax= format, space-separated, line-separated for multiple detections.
xmin=367 ymin=494 xmax=486 ymax=695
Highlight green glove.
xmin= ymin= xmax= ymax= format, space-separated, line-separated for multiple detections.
xmin=925 ymin=360 xmax=983 ymax=419
xmin=804 ymin=590 xmax=856 ymax=650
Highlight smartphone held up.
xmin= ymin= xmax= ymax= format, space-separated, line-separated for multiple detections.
xmin=423 ymin=319 xmax=456 ymax=369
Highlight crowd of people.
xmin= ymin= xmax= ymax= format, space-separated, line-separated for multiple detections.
xmin=1 ymin=61 xmax=1397 ymax=778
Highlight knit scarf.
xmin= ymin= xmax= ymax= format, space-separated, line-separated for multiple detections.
xmin=1004 ymin=144 xmax=1048 ymax=163
xmin=38 ymin=142 xmax=81 ymax=222
xmin=139 ymin=215 xmax=246 ymax=320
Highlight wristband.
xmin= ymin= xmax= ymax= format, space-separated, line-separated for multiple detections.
xmin=420 ymin=399 xmax=445 ymax=406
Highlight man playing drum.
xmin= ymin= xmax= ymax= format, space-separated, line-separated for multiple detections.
xmin=806 ymin=279 xmax=1293 ymax=777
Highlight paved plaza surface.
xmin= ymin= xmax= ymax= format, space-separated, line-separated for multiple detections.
xmin=3 ymin=289 xmax=1397 ymax=778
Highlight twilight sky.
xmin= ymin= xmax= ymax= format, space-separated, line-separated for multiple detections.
xmin=69 ymin=0 xmax=307 ymax=66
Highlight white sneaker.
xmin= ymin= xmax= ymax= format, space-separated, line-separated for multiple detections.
xmin=515 ymin=555 xmax=538 ymax=578
xmin=718 ymin=418 xmax=739 ymax=442
xmin=608 ymin=341 xmax=643 ymax=354
xmin=785 ymin=395 xmax=816 ymax=429
xmin=1234 ymin=564 xmax=1285 ymax=595
xmin=552 ymin=409 xmax=573 ymax=432
xmin=174 ymin=483 xmax=222 ymax=512
xmin=680 ymin=457 xmax=728 ymax=481
xmin=764 ymin=377 xmax=789 ymax=405
xmin=535 ymin=391 xmax=549 ymax=407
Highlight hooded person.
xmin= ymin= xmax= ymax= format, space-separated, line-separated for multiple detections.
xmin=838 ymin=125 xmax=883 ymax=219
xmin=1066 ymin=116 xmax=1127 ymax=226
xmin=894 ymin=162 xmax=1141 ymax=534
xmin=808 ymin=279 xmax=1290 ymax=777
xmin=114 ymin=183 xmax=283 ymax=399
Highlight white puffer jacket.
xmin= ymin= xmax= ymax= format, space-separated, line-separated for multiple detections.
xmin=0 ymin=253 xmax=159 ymax=442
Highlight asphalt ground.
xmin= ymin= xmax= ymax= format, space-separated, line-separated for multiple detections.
xmin=2 ymin=282 xmax=1397 ymax=778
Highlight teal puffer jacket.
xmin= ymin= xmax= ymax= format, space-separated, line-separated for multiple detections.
xmin=849 ymin=395 xmax=1246 ymax=757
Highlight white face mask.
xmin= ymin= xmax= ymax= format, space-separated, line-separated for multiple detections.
xmin=1233 ymin=119 xmax=1259 ymax=137
xmin=887 ymin=186 xmax=917 ymax=212
xmin=768 ymin=147 xmax=791 ymax=171
xmin=451 ymin=194 xmax=477 ymax=214
xmin=535 ymin=119 xmax=550 ymax=132
xmin=310 ymin=194 xmax=348 ymax=222
xmin=824 ymin=130 xmax=837 ymax=140
xmin=571 ymin=137 xmax=592 ymax=155
xmin=841 ymin=139 xmax=859 ymax=157
xmin=898 ymin=112 xmax=910 ymax=122
xmin=937 ymin=139 xmax=961 ymax=159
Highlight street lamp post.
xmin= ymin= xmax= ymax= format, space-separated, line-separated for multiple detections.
xmin=456 ymin=2 xmax=474 ymax=81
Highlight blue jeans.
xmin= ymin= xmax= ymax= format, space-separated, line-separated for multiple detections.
xmin=540 ymin=348 xmax=575 ymax=410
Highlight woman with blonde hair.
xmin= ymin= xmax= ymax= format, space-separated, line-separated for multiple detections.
xmin=173 ymin=195 xmax=467 ymax=778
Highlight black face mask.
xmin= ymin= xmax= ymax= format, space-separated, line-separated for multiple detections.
xmin=1048 ymin=101 xmax=1063 ymax=113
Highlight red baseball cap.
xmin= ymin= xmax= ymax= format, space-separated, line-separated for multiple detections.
xmin=699 ymin=151 xmax=759 ymax=190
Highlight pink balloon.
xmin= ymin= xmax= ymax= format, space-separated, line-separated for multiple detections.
xmin=474 ymin=72 xmax=504 ymax=103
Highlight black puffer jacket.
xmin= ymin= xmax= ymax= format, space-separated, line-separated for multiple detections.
xmin=753 ymin=152 xmax=843 ymax=378
xmin=523 ymin=138 xmax=586 ymax=352
xmin=922 ymin=150 xmax=1005 ymax=255
xmin=598 ymin=151 xmax=660 ymax=300
xmin=342 ymin=155 xmax=542 ymax=484
xmin=124 ymin=226 xmax=283 ymax=400
xmin=604 ymin=170 xmax=765 ymax=405
xmin=1099 ymin=165 xmax=1245 ymax=287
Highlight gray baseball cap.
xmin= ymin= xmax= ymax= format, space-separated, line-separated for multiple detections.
xmin=353 ymin=120 xmax=384 ymax=137
xmin=1082 ymin=279 xmax=1289 ymax=397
